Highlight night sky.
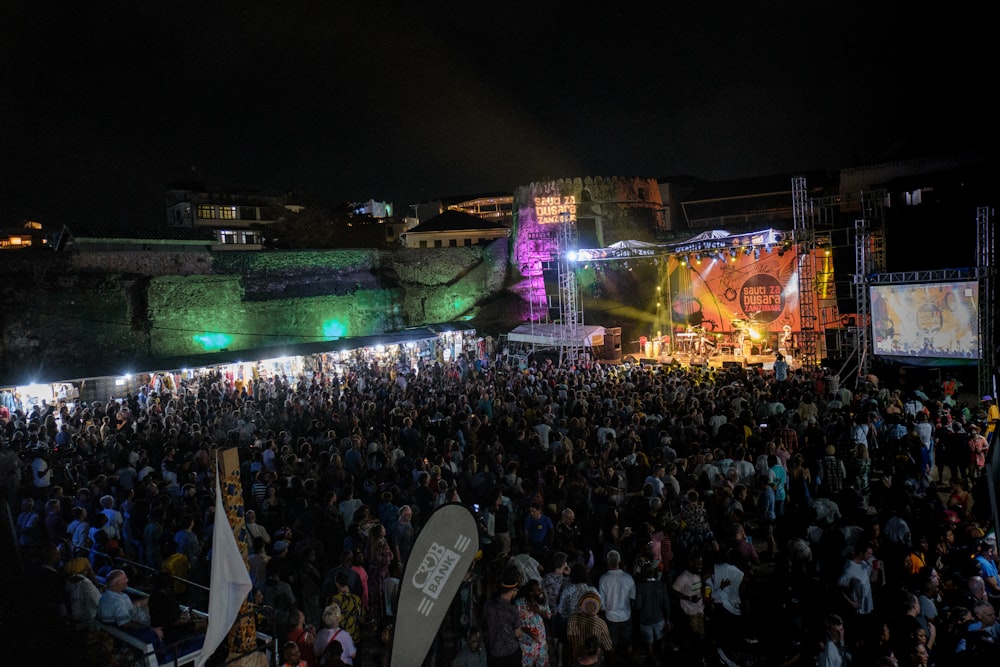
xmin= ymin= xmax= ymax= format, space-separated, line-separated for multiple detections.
xmin=1 ymin=2 xmax=989 ymax=228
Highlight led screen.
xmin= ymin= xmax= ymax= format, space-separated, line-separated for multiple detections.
xmin=870 ymin=281 xmax=979 ymax=359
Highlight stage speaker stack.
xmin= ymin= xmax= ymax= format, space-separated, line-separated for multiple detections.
xmin=605 ymin=327 xmax=622 ymax=359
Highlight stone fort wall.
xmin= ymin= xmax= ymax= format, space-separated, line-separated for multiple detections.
xmin=0 ymin=240 xmax=511 ymax=383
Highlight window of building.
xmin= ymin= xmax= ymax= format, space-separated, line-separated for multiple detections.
xmin=465 ymin=238 xmax=472 ymax=246
xmin=219 ymin=230 xmax=238 ymax=244
xmin=219 ymin=206 xmax=237 ymax=220
xmin=197 ymin=204 xmax=216 ymax=219
xmin=239 ymin=206 xmax=258 ymax=221
xmin=419 ymin=240 xmax=428 ymax=248
xmin=243 ymin=231 xmax=259 ymax=245
xmin=434 ymin=240 xmax=443 ymax=248
xmin=449 ymin=239 xmax=458 ymax=247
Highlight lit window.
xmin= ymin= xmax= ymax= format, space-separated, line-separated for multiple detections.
xmin=219 ymin=206 xmax=237 ymax=220
xmin=219 ymin=231 xmax=238 ymax=244
xmin=197 ymin=205 xmax=216 ymax=219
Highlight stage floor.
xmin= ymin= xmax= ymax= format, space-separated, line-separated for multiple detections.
xmin=624 ymin=351 xmax=803 ymax=371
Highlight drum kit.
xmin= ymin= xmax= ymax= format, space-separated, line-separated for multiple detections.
xmin=731 ymin=315 xmax=769 ymax=355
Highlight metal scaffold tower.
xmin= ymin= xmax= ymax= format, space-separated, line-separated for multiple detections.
xmin=792 ymin=177 xmax=820 ymax=368
xmin=794 ymin=180 xmax=885 ymax=379
xmin=549 ymin=212 xmax=586 ymax=365
xmin=978 ymin=206 xmax=995 ymax=397
xmin=850 ymin=191 xmax=886 ymax=378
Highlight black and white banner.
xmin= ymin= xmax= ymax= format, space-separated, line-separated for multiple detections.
xmin=390 ymin=503 xmax=479 ymax=666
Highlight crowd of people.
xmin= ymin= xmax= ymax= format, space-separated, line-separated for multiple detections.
xmin=2 ymin=348 xmax=999 ymax=666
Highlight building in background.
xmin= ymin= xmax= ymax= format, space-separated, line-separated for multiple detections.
xmin=166 ymin=186 xmax=306 ymax=250
xmin=0 ymin=220 xmax=51 ymax=250
xmin=399 ymin=209 xmax=510 ymax=249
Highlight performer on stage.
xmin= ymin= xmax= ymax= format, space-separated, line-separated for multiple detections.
xmin=780 ymin=325 xmax=793 ymax=358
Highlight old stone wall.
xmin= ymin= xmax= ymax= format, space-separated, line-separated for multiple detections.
xmin=0 ymin=240 xmax=512 ymax=383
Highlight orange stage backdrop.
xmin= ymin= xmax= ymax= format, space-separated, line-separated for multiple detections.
xmin=664 ymin=249 xmax=809 ymax=339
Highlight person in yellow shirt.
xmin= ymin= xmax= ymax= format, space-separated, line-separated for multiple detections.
xmin=983 ymin=395 xmax=1000 ymax=444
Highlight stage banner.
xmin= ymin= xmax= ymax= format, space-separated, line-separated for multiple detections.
xmin=390 ymin=503 xmax=479 ymax=667
xmin=665 ymin=249 xmax=805 ymax=338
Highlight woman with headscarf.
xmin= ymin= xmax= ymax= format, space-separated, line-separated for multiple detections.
xmin=314 ymin=603 xmax=356 ymax=666
xmin=65 ymin=556 xmax=101 ymax=627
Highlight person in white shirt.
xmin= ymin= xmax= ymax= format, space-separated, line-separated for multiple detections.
xmin=99 ymin=494 xmax=124 ymax=541
xmin=598 ymin=549 xmax=636 ymax=664
xmin=837 ymin=541 xmax=880 ymax=616
xmin=245 ymin=509 xmax=271 ymax=545
xmin=817 ymin=614 xmax=851 ymax=667
xmin=706 ymin=550 xmax=746 ymax=665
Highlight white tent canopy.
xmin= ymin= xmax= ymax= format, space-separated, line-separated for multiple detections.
xmin=506 ymin=323 xmax=605 ymax=347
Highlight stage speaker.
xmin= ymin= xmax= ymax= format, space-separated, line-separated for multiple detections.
xmin=721 ymin=361 xmax=742 ymax=369
xmin=608 ymin=327 xmax=622 ymax=353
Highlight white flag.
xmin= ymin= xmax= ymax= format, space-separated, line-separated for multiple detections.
xmin=196 ymin=473 xmax=253 ymax=667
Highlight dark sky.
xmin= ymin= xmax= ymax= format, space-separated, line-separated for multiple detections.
xmin=1 ymin=2 xmax=989 ymax=228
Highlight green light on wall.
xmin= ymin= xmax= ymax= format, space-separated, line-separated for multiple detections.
xmin=322 ymin=319 xmax=348 ymax=339
xmin=193 ymin=332 xmax=233 ymax=351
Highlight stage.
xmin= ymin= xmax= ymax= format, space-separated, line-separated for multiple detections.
xmin=624 ymin=349 xmax=804 ymax=372
xmin=625 ymin=321 xmax=801 ymax=371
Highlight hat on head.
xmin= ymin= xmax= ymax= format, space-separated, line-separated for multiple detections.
xmin=273 ymin=540 xmax=289 ymax=555
xmin=65 ymin=557 xmax=90 ymax=576
xmin=500 ymin=567 xmax=520 ymax=590
xmin=580 ymin=591 xmax=602 ymax=615
xmin=983 ymin=395 xmax=994 ymax=402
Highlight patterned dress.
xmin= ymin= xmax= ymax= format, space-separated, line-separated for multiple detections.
xmin=365 ymin=536 xmax=394 ymax=620
xmin=516 ymin=596 xmax=550 ymax=667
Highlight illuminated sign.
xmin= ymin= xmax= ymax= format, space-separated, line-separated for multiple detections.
xmin=534 ymin=195 xmax=576 ymax=225
xmin=739 ymin=274 xmax=785 ymax=319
